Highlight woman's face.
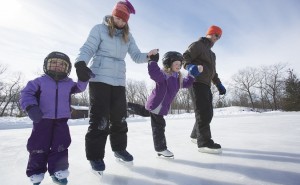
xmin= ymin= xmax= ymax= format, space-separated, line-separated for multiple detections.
xmin=171 ymin=61 xmax=182 ymax=72
xmin=113 ymin=16 xmax=126 ymax=28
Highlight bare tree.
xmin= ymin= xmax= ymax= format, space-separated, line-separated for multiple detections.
xmin=126 ymin=79 xmax=149 ymax=104
xmin=232 ymin=67 xmax=260 ymax=109
xmin=70 ymin=87 xmax=90 ymax=108
xmin=0 ymin=73 xmax=22 ymax=116
xmin=260 ymin=63 xmax=287 ymax=110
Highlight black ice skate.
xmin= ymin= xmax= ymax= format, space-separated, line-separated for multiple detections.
xmin=90 ymin=160 xmax=105 ymax=177
xmin=198 ymin=143 xmax=222 ymax=154
xmin=114 ymin=150 xmax=134 ymax=165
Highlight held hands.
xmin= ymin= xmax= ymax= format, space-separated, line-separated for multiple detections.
xmin=149 ymin=53 xmax=159 ymax=62
xmin=26 ymin=105 xmax=43 ymax=123
xmin=75 ymin=61 xmax=95 ymax=82
xmin=147 ymin=49 xmax=159 ymax=62
xmin=186 ymin=64 xmax=203 ymax=77
xmin=216 ymin=83 xmax=226 ymax=95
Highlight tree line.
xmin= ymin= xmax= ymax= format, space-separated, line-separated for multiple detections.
xmin=1 ymin=62 xmax=300 ymax=117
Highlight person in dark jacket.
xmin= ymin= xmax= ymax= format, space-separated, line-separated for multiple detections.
xmin=183 ymin=25 xmax=226 ymax=154
xmin=145 ymin=51 xmax=202 ymax=157
xmin=74 ymin=0 xmax=158 ymax=175
xmin=19 ymin=51 xmax=89 ymax=185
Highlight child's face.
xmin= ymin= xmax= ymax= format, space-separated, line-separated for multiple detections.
xmin=48 ymin=58 xmax=68 ymax=73
xmin=171 ymin=61 xmax=182 ymax=72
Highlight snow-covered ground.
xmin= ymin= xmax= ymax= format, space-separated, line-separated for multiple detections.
xmin=0 ymin=107 xmax=300 ymax=185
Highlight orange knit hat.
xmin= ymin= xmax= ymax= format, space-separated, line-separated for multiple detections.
xmin=206 ymin=25 xmax=222 ymax=37
xmin=112 ymin=1 xmax=135 ymax=22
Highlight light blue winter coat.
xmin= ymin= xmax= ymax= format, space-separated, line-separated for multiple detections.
xmin=76 ymin=16 xmax=148 ymax=86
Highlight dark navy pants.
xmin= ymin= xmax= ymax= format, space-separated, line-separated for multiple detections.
xmin=150 ymin=113 xmax=167 ymax=152
xmin=85 ymin=82 xmax=128 ymax=161
xmin=26 ymin=118 xmax=71 ymax=177
xmin=189 ymin=83 xmax=214 ymax=147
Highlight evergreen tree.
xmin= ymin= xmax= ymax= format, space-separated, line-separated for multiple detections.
xmin=282 ymin=69 xmax=300 ymax=111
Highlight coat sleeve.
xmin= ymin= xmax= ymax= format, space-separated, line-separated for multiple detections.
xmin=182 ymin=75 xmax=195 ymax=88
xmin=19 ymin=79 xmax=40 ymax=111
xmin=182 ymin=41 xmax=202 ymax=69
xmin=148 ymin=61 xmax=166 ymax=83
xmin=128 ymin=34 xmax=148 ymax=64
xmin=75 ymin=25 xmax=102 ymax=64
xmin=70 ymin=79 xmax=89 ymax=94
xmin=212 ymin=72 xmax=221 ymax=85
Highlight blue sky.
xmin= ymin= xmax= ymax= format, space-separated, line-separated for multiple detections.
xmin=1 ymin=0 xmax=300 ymax=87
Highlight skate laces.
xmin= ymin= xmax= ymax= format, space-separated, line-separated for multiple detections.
xmin=30 ymin=173 xmax=45 ymax=183
xmin=54 ymin=169 xmax=69 ymax=179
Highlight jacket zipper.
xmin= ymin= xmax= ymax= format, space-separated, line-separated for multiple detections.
xmin=55 ymin=82 xmax=58 ymax=118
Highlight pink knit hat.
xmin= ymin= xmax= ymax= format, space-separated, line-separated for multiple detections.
xmin=112 ymin=0 xmax=135 ymax=22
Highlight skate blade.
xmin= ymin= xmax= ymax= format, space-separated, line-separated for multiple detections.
xmin=91 ymin=169 xmax=104 ymax=179
xmin=115 ymin=157 xmax=134 ymax=166
xmin=157 ymin=154 xmax=174 ymax=159
xmin=191 ymin=139 xmax=197 ymax=144
xmin=198 ymin=147 xmax=222 ymax=154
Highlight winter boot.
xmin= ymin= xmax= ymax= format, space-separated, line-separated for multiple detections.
xmin=51 ymin=169 xmax=69 ymax=185
xmin=29 ymin=173 xmax=45 ymax=185
xmin=157 ymin=149 xmax=174 ymax=158
xmin=114 ymin=150 xmax=134 ymax=162
xmin=198 ymin=142 xmax=222 ymax=154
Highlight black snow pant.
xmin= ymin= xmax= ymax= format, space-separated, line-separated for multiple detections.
xmin=85 ymin=82 xmax=128 ymax=161
xmin=189 ymin=82 xmax=214 ymax=147
xmin=150 ymin=113 xmax=167 ymax=152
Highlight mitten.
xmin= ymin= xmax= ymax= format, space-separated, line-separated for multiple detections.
xmin=75 ymin=61 xmax=95 ymax=82
xmin=216 ymin=83 xmax=226 ymax=95
xmin=186 ymin=64 xmax=201 ymax=77
xmin=26 ymin=105 xmax=43 ymax=123
xmin=149 ymin=53 xmax=159 ymax=62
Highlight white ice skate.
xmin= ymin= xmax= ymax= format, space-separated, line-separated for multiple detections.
xmin=29 ymin=173 xmax=45 ymax=185
xmin=51 ymin=169 xmax=69 ymax=185
xmin=157 ymin=149 xmax=174 ymax=158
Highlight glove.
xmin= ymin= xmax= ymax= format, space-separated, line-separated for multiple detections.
xmin=26 ymin=105 xmax=43 ymax=123
xmin=186 ymin=64 xmax=201 ymax=77
xmin=75 ymin=61 xmax=95 ymax=82
xmin=216 ymin=83 xmax=226 ymax=95
xmin=149 ymin=53 xmax=159 ymax=62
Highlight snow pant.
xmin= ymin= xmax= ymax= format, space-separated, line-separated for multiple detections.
xmin=189 ymin=83 xmax=214 ymax=147
xmin=26 ymin=118 xmax=71 ymax=177
xmin=150 ymin=113 xmax=167 ymax=152
xmin=85 ymin=82 xmax=128 ymax=161
xmin=127 ymin=102 xmax=150 ymax=117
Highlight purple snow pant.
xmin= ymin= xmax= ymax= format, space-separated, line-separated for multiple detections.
xmin=26 ymin=118 xmax=71 ymax=177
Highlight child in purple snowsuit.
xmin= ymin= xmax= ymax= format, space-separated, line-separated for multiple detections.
xmin=145 ymin=51 xmax=203 ymax=158
xmin=19 ymin=51 xmax=91 ymax=185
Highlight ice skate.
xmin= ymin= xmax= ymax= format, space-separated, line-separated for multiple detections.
xmin=198 ymin=143 xmax=222 ymax=154
xmin=90 ymin=160 xmax=105 ymax=177
xmin=51 ymin=169 xmax=69 ymax=185
xmin=114 ymin=150 xmax=134 ymax=165
xmin=191 ymin=138 xmax=197 ymax=144
xmin=157 ymin=149 xmax=174 ymax=158
xmin=29 ymin=173 xmax=44 ymax=185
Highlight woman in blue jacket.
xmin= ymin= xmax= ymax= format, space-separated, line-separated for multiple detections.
xmin=145 ymin=51 xmax=202 ymax=158
xmin=20 ymin=51 xmax=89 ymax=185
xmin=74 ymin=0 xmax=158 ymax=174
